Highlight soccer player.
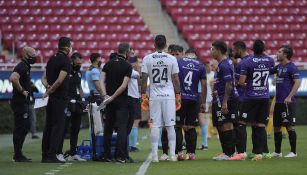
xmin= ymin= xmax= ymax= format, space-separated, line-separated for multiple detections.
xmin=175 ymin=48 xmax=207 ymax=160
xmin=141 ymin=35 xmax=181 ymax=162
xmin=211 ymin=41 xmax=239 ymax=160
xmin=238 ymin=40 xmax=275 ymax=161
xmin=160 ymin=44 xmax=184 ymax=161
xmin=271 ymin=45 xmax=300 ymax=158
xmin=227 ymin=41 xmax=250 ymax=160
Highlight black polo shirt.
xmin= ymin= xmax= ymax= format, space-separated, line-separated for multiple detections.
xmin=68 ymin=68 xmax=82 ymax=100
xmin=102 ymin=54 xmax=132 ymax=104
xmin=12 ymin=60 xmax=31 ymax=103
xmin=46 ymin=51 xmax=71 ymax=98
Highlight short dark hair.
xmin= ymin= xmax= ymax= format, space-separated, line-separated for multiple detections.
xmin=233 ymin=41 xmax=246 ymax=51
xmin=185 ymin=48 xmax=196 ymax=54
xmin=212 ymin=41 xmax=227 ymax=54
xmin=58 ymin=37 xmax=71 ymax=49
xmin=281 ymin=45 xmax=293 ymax=60
xmin=168 ymin=44 xmax=177 ymax=52
xmin=109 ymin=52 xmax=118 ymax=60
xmin=90 ymin=53 xmax=101 ymax=63
xmin=118 ymin=42 xmax=130 ymax=55
xmin=71 ymin=52 xmax=82 ymax=60
xmin=253 ymin=40 xmax=265 ymax=56
xmin=174 ymin=45 xmax=184 ymax=53
xmin=155 ymin=35 xmax=166 ymax=50
xmin=227 ymin=48 xmax=233 ymax=58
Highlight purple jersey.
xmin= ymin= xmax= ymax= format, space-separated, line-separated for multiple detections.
xmin=178 ymin=57 xmax=206 ymax=101
xmin=272 ymin=62 xmax=300 ymax=103
xmin=235 ymin=55 xmax=251 ymax=102
xmin=240 ymin=55 xmax=275 ymax=99
xmin=213 ymin=58 xmax=238 ymax=103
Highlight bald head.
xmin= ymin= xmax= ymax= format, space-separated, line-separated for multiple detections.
xmin=22 ymin=46 xmax=37 ymax=58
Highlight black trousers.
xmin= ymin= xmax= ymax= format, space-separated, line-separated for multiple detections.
xmin=58 ymin=112 xmax=82 ymax=155
xmin=11 ymin=101 xmax=31 ymax=157
xmin=103 ymin=102 xmax=130 ymax=159
xmin=42 ymin=97 xmax=67 ymax=159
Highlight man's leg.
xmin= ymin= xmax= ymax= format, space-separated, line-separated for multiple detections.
xmin=115 ymin=106 xmax=129 ymax=161
xmin=70 ymin=112 xmax=82 ymax=155
xmin=103 ymin=105 xmax=115 ymax=160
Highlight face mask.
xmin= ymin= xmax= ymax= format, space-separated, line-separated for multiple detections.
xmin=98 ymin=61 xmax=102 ymax=68
xmin=26 ymin=56 xmax=36 ymax=64
xmin=73 ymin=64 xmax=81 ymax=71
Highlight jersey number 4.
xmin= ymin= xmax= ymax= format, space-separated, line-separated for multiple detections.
xmin=184 ymin=71 xmax=193 ymax=87
xmin=152 ymin=68 xmax=168 ymax=83
xmin=252 ymin=71 xmax=269 ymax=86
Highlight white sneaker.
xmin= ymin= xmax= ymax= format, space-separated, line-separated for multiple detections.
xmin=215 ymin=154 xmax=230 ymax=161
xmin=159 ymin=153 xmax=169 ymax=161
xmin=272 ymin=152 xmax=282 ymax=158
xmin=152 ymin=155 xmax=159 ymax=163
xmin=67 ymin=154 xmax=86 ymax=161
xmin=56 ymin=154 xmax=66 ymax=162
xmin=170 ymin=155 xmax=177 ymax=162
xmin=284 ymin=152 xmax=297 ymax=158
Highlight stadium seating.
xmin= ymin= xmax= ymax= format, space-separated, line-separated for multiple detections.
xmin=161 ymin=0 xmax=307 ymax=62
xmin=0 ymin=0 xmax=154 ymax=63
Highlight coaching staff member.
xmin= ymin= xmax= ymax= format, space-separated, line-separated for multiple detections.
xmin=41 ymin=37 xmax=72 ymax=163
xmin=100 ymin=42 xmax=132 ymax=163
xmin=10 ymin=46 xmax=38 ymax=162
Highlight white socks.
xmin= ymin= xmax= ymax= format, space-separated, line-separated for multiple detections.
xmin=165 ymin=126 xmax=176 ymax=157
xmin=151 ymin=127 xmax=160 ymax=160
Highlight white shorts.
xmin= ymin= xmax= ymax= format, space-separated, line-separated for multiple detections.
xmin=149 ymin=99 xmax=176 ymax=128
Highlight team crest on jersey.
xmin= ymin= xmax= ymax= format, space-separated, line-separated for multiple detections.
xmin=23 ymin=113 xmax=28 ymax=119
xmin=78 ymin=72 xmax=81 ymax=77
xmin=283 ymin=68 xmax=287 ymax=72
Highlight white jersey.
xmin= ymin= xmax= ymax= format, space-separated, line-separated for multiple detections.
xmin=128 ymin=69 xmax=140 ymax=98
xmin=206 ymin=71 xmax=214 ymax=103
xmin=141 ymin=51 xmax=179 ymax=100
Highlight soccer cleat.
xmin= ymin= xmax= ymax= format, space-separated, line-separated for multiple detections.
xmin=67 ymin=154 xmax=86 ymax=161
xmin=227 ymin=153 xmax=246 ymax=161
xmin=262 ymin=153 xmax=273 ymax=159
xmin=246 ymin=153 xmax=255 ymax=160
xmin=188 ymin=153 xmax=196 ymax=160
xmin=56 ymin=154 xmax=66 ymax=162
xmin=198 ymin=145 xmax=208 ymax=150
xmin=284 ymin=152 xmax=297 ymax=158
xmin=212 ymin=153 xmax=224 ymax=160
xmin=271 ymin=152 xmax=283 ymax=158
xmin=159 ymin=153 xmax=169 ymax=161
xmin=215 ymin=154 xmax=230 ymax=161
xmin=177 ymin=152 xmax=185 ymax=161
xmin=170 ymin=155 xmax=177 ymax=162
xmin=130 ymin=147 xmax=141 ymax=152
xmin=251 ymin=154 xmax=263 ymax=161
xmin=115 ymin=158 xmax=126 ymax=163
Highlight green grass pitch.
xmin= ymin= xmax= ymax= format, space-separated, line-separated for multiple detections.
xmin=1 ymin=126 xmax=307 ymax=175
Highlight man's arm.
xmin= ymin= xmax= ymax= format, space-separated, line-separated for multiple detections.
xmin=41 ymin=70 xmax=50 ymax=89
xmin=171 ymin=73 xmax=181 ymax=94
xmin=284 ymin=79 xmax=301 ymax=104
xmin=93 ymin=80 xmax=104 ymax=96
xmin=222 ymin=81 xmax=233 ymax=114
xmin=79 ymin=84 xmax=84 ymax=99
xmin=10 ymin=72 xmax=29 ymax=97
xmin=99 ymin=71 xmax=107 ymax=97
xmin=141 ymin=72 xmax=148 ymax=94
xmin=238 ymin=75 xmax=247 ymax=86
xmin=43 ymin=70 xmax=67 ymax=97
xmin=109 ymin=76 xmax=130 ymax=100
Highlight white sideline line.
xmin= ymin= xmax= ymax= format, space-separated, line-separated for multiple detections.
xmin=44 ymin=162 xmax=73 ymax=175
xmin=136 ymin=154 xmax=152 ymax=175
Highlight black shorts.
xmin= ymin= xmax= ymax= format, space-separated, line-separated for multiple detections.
xmin=128 ymin=97 xmax=141 ymax=120
xmin=176 ymin=99 xmax=199 ymax=126
xmin=240 ymin=98 xmax=269 ymax=124
xmin=212 ymin=99 xmax=239 ymax=127
xmin=273 ymin=103 xmax=296 ymax=127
